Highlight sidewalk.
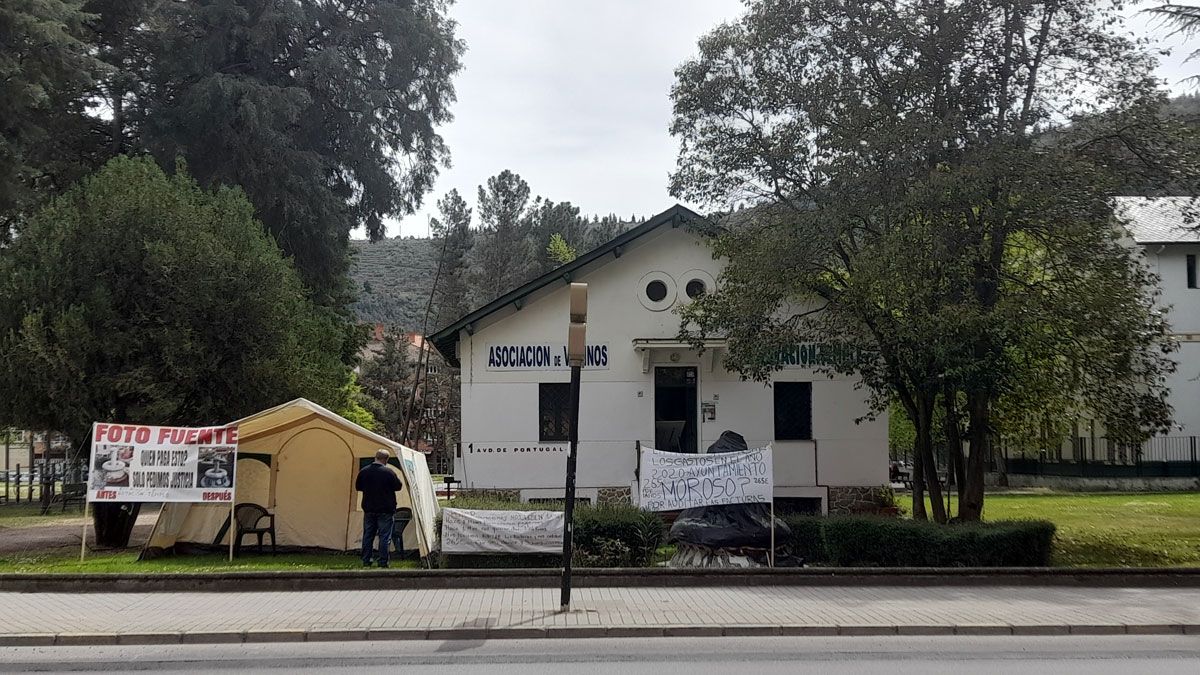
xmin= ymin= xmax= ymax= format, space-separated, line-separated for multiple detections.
xmin=3 ymin=584 xmax=1200 ymax=645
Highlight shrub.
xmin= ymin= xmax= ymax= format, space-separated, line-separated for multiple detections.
xmin=437 ymin=501 xmax=664 ymax=568
xmin=820 ymin=517 xmax=1055 ymax=567
xmin=782 ymin=515 xmax=828 ymax=564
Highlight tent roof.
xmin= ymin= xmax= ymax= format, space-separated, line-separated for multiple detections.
xmin=233 ymin=398 xmax=410 ymax=453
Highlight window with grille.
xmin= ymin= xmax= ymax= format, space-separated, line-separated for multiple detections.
xmin=773 ymin=382 xmax=812 ymax=440
xmin=539 ymin=383 xmax=571 ymax=442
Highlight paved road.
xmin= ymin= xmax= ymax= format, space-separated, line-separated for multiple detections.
xmin=2 ymin=636 xmax=1198 ymax=673
xmin=4 ymin=585 xmax=1200 ymax=638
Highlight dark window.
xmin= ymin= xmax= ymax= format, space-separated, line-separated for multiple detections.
xmin=646 ymin=279 xmax=668 ymax=302
xmin=773 ymin=382 xmax=812 ymax=440
xmin=539 ymin=383 xmax=571 ymax=442
xmin=1189 ymin=254 xmax=1197 ymax=289
xmin=685 ymin=278 xmax=707 ymax=299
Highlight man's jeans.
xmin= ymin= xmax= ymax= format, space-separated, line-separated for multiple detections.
xmin=362 ymin=512 xmax=395 ymax=566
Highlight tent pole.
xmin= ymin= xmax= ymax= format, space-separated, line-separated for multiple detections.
xmin=769 ymin=500 xmax=776 ymax=568
xmin=228 ymin=498 xmax=235 ymax=562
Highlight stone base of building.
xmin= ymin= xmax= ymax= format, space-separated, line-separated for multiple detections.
xmin=451 ymin=486 xmax=893 ymax=515
xmin=826 ymin=486 xmax=894 ymax=515
xmin=454 ymin=488 xmax=521 ymax=502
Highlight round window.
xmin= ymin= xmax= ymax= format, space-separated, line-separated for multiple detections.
xmin=646 ymin=280 xmax=668 ymax=302
xmin=685 ymin=279 xmax=707 ymax=299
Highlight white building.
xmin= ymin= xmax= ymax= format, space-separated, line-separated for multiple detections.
xmin=1119 ymin=197 xmax=1200 ymax=437
xmin=428 ymin=206 xmax=889 ymax=514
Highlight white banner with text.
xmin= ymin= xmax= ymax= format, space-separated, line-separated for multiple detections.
xmin=439 ymin=508 xmax=565 ymax=554
xmin=638 ymin=446 xmax=773 ymax=511
xmin=87 ymin=422 xmax=238 ymax=503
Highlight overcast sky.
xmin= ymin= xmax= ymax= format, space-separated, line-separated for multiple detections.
xmin=378 ymin=1 xmax=1200 ymax=239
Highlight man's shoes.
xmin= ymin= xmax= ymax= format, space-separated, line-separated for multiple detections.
xmin=379 ymin=562 xmax=390 ymax=569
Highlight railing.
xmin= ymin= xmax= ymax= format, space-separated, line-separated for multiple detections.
xmin=891 ymin=436 xmax=1200 ymax=478
xmin=1 ymin=459 xmax=89 ymax=507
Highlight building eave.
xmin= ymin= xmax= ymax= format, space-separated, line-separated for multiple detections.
xmin=427 ymin=204 xmax=709 ymax=367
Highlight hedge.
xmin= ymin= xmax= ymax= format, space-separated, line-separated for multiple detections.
xmin=784 ymin=515 xmax=1056 ymax=567
xmin=437 ymin=500 xmax=665 ymax=568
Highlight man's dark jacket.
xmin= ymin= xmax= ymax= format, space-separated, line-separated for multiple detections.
xmin=356 ymin=462 xmax=403 ymax=513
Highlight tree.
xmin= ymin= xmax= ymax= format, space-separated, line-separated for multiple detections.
xmin=0 ymin=0 xmax=103 ymax=232
xmin=671 ymin=0 xmax=1187 ymax=521
xmin=76 ymin=0 xmax=466 ymax=305
xmin=359 ymin=329 xmax=414 ymax=441
xmin=546 ymin=233 xmax=578 ymax=265
xmin=0 ymin=155 xmax=349 ymax=444
xmin=1147 ymin=3 xmax=1200 ymax=84
xmin=525 ymin=199 xmax=587 ymax=274
xmin=333 ymin=372 xmax=380 ymax=432
xmin=430 ymin=189 xmax=474 ymax=324
xmin=466 ymin=170 xmax=536 ymax=306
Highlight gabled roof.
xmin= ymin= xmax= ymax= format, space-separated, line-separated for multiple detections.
xmin=1116 ymin=196 xmax=1200 ymax=244
xmin=428 ymin=204 xmax=708 ymax=367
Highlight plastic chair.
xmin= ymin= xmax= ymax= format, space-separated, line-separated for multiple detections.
xmin=234 ymin=503 xmax=276 ymax=555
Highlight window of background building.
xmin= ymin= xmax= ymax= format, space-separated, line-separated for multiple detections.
xmin=1188 ymin=254 xmax=1197 ymax=289
xmin=773 ymin=382 xmax=812 ymax=440
xmin=539 ymin=383 xmax=571 ymax=442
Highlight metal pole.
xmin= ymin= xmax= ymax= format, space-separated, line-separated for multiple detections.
xmin=559 ymin=362 xmax=582 ymax=612
xmin=769 ymin=501 xmax=776 ymax=568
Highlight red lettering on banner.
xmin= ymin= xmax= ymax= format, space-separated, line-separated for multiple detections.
xmin=185 ymin=428 xmax=199 ymax=444
xmin=134 ymin=427 xmax=151 ymax=443
xmin=202 ymin=491 xmax=231 ymax=502
xmin=169 ymin=428 xmax=186 ymax=444
xmin=94 ymin=424 xmax=109 ymax=442
xmin=227 ymin=427 xmax=238 ymax=444
xmin=95 ymin=490 xmax=117 ymax=499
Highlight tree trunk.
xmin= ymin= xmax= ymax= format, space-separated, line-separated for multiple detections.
xmin=92 ymin=502 xmax=142 ymax=548
xmin=914 ymin=399 xmax=947 ymax=524
xmin=912 ymin=436 xmax=927 ymax=521
xmin=942 ymin=387 xmax=967 ymax=518
xmin=957 ymin=392 xmax=990 ymax=521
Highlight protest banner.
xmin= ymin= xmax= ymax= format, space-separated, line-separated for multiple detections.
xmin=440 ymin=508 xmax=565 ymax=554
xmin=86 ymin=422 xmax=239 ymax=504
xmin=637 ymin=446 xmax=773 ymax=512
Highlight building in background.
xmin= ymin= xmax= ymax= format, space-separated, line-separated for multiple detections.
xmin=429 ymin=206 xmax=889 ymax=514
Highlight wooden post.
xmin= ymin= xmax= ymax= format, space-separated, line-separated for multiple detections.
xmin=80 ymin=501 xmax=89 ymax=563
xmin=15 ymin=463 xmax=20 ymax=504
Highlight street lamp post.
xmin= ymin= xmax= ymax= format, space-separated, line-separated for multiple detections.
xmin=560 ymin=282 xmax=587 ymax=612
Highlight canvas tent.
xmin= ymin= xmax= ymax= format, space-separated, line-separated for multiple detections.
xmin=143 ymin=399 xmax=439 ymax=558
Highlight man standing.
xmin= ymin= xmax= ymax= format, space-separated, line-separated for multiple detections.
xmin=356 ymin=448 xmax=403 ymax=568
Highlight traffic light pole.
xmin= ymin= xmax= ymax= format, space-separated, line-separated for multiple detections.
xmin=559 ymin=361 xmax=581 ymax=611
xmin=560 ymin=283 xmax=587 ymax=612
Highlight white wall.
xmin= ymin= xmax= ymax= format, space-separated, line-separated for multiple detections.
xmin=453 ymin=225 xmax=888 ymax=492
xmin=1143 ymin=244 xmax=1200 ymax=436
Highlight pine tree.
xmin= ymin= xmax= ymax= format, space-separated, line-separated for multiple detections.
xmin=430 ymin=189 xmax=474 ymax=324
xmin=466 ymin=170 xmax=536 ymax=306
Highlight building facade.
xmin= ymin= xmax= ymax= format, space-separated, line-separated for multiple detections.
xmin=429 ymin=206 xmax=889 ymax=513
xmin=1121 ymin=197 xmax=1200 ymax=438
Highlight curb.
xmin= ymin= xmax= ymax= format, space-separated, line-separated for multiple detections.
xmin=5 ymin=567 xmax=1200 ymax=593
xmin=1 ymin=623 xmax=1197 ymax=647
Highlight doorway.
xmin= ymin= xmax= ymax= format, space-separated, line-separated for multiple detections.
xmin=654 ymin=366 xmax=698 ymax=453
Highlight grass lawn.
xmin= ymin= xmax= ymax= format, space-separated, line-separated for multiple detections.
xmin=0 ymin=549 xmax=421 ymax=574
xmin=0 ymin=502 xmax=83 ymax=527
xmin=907 ymin=491 xmax=1200 ymax=567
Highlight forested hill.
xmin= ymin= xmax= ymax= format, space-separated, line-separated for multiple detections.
xmin=349 ymin=237 xmax=438 ymax=330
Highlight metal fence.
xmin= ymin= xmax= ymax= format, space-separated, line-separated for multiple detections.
xmin=892 ymin=436 xmax=1200 ymax=479
xmin=0 ymin=459 xmax=89 ymax=508
xmin=1002 ymin=436 xmax=1200 ymax=478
